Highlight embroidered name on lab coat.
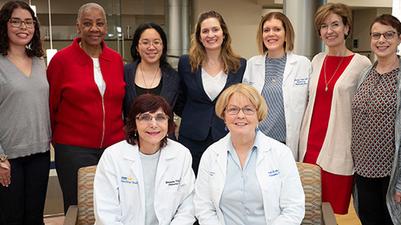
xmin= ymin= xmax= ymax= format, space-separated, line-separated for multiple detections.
xmin=165 ymin=179 xmax=181 ymax=186
xmin=121 ymin=176 xmax=138 ymax=184
xmin=268 ymin=169 xmax=280 ymax=177
xmin=294 ymin=78 xmax=308 ymax=85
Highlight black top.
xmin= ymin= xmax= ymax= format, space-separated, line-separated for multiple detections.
xmin=135 ymin=78 xmax=163 ymax=96
xmin=123 ymin=60 xmax=181 ymax=118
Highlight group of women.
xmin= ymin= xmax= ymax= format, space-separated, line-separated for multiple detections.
xmin=0 ymin=0 xmax=400 ymax=224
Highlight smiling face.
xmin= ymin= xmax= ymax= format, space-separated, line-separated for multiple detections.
xmin=76 ymin=7 xmax=107 ymax=48
xmin=136 ymin=108 xmax=168 ymax=152
xmin=263 ymin=18 xmax=286 ymax=57
xmin=199 ymin=17 xmax=224 ymax=52
xmin=136 ymin=28 xmax=163 ymax=65
xmin=370 ymin=22 xmax=401 ymax=60
xmin=224 ymin=93 xmax=258 ymax=137
xmin=7 ymin=7 xmax=34 ymax=48
xmin=319 ymin=13 xmax=349 ymax=49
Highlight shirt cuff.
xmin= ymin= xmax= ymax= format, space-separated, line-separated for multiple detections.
xmin=0 ymin=144 xmax=4 ymax=155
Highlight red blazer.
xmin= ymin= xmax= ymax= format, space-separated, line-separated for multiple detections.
xmin=47 ymin=38 xmax=125 ymax=149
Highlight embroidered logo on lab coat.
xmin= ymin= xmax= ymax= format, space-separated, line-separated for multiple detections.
xmin=121 ymin=176 xmax=138 ymax=184
xmin=268 ymin=169 xmax=280 ymax=176
xmin=165 ymin=179 xmax=181 ymax=186
xmin=294 ymin=78 xmax=308 ymax=85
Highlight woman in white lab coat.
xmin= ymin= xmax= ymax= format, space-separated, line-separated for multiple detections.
xmin=94 ymin=94 xmax=195 ymax=225
xmin=243 ymin=12 xmax=311 ymax=159
xmin=194 ymin=83 xmax=304 ymax=225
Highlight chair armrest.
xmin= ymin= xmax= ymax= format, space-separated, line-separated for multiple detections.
xmin=322 ymin=202 xmax=337 ymax=225
xmin=64 ymin=205 xmax=78 ymax=225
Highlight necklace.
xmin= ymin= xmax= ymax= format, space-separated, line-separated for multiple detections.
xmin=139 ymin=63 xmax=159 ymax=88
xmin=323 ymin=56 xmax=345 ymax=92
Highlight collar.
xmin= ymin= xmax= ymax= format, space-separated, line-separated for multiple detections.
xmin=72 ymin=37 xmax=114 ymax=64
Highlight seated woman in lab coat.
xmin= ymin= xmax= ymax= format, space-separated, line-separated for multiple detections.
xmin=194 ymin=83 xmax=305 ymax=225
xmin=94 ymin=94 xmax=196 ymax=225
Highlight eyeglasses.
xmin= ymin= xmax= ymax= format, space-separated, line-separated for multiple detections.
xmin=370 ymin=31 xmax=397 ymax=40
xmin=319 ymin=22 xmax=342 ymax=31
xmin=136 ymin=113 xmax=169 ymax=123
xmin=139 ymin=39 xmax=163 ymax=48
xmin=8 ymin=18 xmax=36 ymax=29
xmin=225 ymin=106 xmax=256 ymax=115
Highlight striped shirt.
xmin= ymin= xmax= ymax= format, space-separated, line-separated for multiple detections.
xmin=259 ymin=55 xmax=287 ymax=143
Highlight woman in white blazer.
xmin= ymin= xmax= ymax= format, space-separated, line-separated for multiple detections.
xmin=243 ymin=12 xmax=311 ymax=160
xmin=194 ymin=84 xmax=304 ymax=225
xmin=94 ymin=94 xmax=195 ymax=225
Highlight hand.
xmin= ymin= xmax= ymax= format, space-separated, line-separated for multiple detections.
xmin=0 ymin=160 xmax=11 ymax=187
xmin=395 ymin=192 xmax=401 ymax=204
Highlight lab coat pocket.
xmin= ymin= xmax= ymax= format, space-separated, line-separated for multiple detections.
xmin=260 ymin=174 xmax=282 ymax=220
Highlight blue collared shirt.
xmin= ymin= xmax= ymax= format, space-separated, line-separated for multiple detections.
xmin=219 ymin=138 xmax=266 ymax=225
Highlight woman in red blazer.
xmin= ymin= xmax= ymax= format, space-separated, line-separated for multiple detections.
xmin=47 ymin=3 xmax=125 ymax=213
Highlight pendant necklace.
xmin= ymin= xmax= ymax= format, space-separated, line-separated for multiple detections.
xmin=323 ymin=56 xmax=345 ymax=92
xmin=140 ymin=63 xmax=159 ymax=88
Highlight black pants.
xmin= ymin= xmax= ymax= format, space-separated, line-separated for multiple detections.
xmin=54 ymin=144 xmax=104 ymax=214
xmin=0 ymin=151 xmax=50 ymax=225
xmin=178 ymin=133 xmax=216 ymax=176
xmin=355 ymin=174 xmax=393 ymax=225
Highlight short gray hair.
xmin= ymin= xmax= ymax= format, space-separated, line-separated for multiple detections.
xmin=76 ymin=3 xmax=107 ymax=23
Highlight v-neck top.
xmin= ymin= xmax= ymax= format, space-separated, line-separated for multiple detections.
xmin=0 ymin=55 xmax=51 ymax=158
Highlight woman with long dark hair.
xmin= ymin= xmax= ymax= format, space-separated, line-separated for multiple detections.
xmin=123 ymin=23 xmax=180 ymax=118
xmin=0 ymin=1 xmax=50 ymax=224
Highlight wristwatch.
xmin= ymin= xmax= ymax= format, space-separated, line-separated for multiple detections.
xmin=0 ymin=154 xmax=8 ymax=162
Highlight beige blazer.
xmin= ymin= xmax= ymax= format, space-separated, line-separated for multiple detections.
xmin=298 ymin=52 xmax=371 ymax=175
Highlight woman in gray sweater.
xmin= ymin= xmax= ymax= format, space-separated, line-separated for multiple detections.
xmin=0 ymin=1 xmax=51 ymax=224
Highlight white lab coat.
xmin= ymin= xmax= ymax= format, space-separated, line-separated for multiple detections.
xmin=94 ymin=139 xmax=196 ymax=225
xmin=243 ymin=53 xmax=311 ymax=160
xmin=194 ymin=132 xmax=305 ymax=225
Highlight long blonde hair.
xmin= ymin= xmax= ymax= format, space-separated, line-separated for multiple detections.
xmin=189 ymin=10 xmax=241 ymax=73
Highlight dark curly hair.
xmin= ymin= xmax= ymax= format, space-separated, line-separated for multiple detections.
xmin=0 ymin=1 xmax=44 ymax=57
xmin=125 ymin=94 xmax=176 ymax=149
xmin=130 ymin=22 xmax=171 ymax=69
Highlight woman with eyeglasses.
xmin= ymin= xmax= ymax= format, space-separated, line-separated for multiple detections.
xmin=194 ymin=83 xmax=304 ymax=225
xmin=94 ymin=94 xmax=195 ymax=225
xmin=123 ymin=23 xmax=180 ymax=120
xmin=351 ymin=14 xmax=401 ymax=225
xmin=47 ymin=3 xmax=125 ymax=213
xmin=176 ymin=10 xmax=246 ymax=175
xmin=298 ymin=3 xmax=371 ymax=215
xmin=243 ymin=12 xmax=311 ymax=160
xmin=0 ymin=1 xmax=50 ymax=224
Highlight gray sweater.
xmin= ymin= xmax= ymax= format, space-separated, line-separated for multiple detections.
xmin=0 ymin=55 xmax=51 ymax=159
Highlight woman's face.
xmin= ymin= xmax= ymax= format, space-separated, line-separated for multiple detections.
xmin=319 ymin=13 xmax=349 ymax=49
xmin=263 ymin=18 xmax=286 ymax=54
xmin=136 ymin=28 xmax=163 ymax=65
xmin=136 ymin=108 xmax=168 ymax=149
xmin=76 ymin=7 xmax=107 ymax=48
xmin=199 ymin=17 xmax=224 ymax=52
xmin=370 ymin=22 xmax=401 ymax=60
xmin=7 ymin=7 xmax=35 ymax=48
xmin=224 ymin=93 xmax=258 ymax=137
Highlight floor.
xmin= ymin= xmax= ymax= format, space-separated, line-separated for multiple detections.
xmin=44 ymin=216 xmax=64 ymax=225
xmin=336 ymin=199 xmax=362 ymax=225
